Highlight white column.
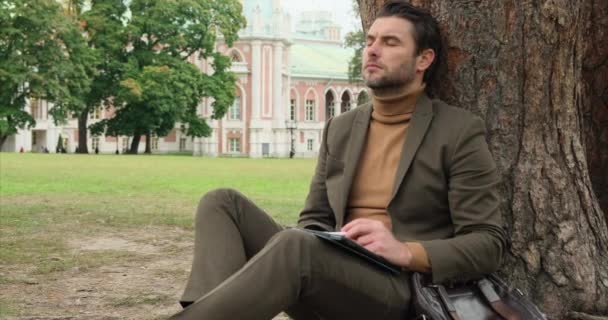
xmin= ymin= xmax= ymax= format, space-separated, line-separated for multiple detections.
xmin=273 ymin=42 xmax=284 ymax=124
xmin=251 ymin=41 xmax=262 ymax=120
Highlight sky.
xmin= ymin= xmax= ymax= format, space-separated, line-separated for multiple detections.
xmin=282 ymin=0 xmax=363 ymax=38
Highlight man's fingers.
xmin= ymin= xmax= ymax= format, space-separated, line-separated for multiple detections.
xmin=342 ymin=218 xmax=384 ymax=233
xmin=344 ymin=223 xmax=374 ymax=240
xmin=356 ymin=234 xmax=375 ymax=247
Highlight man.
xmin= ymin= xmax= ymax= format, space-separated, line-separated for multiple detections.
xmin=170 ymin=1 xmax=505 ymax=319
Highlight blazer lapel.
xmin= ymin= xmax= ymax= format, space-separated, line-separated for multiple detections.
xmin=389 ymin=94 xmax=434 ymax=202
xmin=336 ymin=104 xmax=372 ymax=227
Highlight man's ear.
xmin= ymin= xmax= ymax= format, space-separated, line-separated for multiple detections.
xmin=416 ymin=48 xmax=435 ymax=73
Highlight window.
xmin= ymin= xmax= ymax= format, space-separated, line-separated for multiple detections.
xmin=290 ymin=99 xmax=296 ymax=121
xmin=30 ymin=99 xmax=40 ymax=119
xmin=90 ymin=106 xmax=102 ymax=120
xmin=179 ymin=137 xmax=187 ymax=151
xmin=328 ymin=102 xmax=335 ymax=118
xmin=228 ymin=97 xmax=241 ymax=120
xmin=229 ymin=138 xmax=241 ymax=153
xmin=92 ymin=137 xmax=100 ymax=150
xmin=305 ymin=100 xmax=315 ymax=121
xmin=30 ymin=98 xmax=48 ymax=119
xmin=307 ymin=139 xmax=314 ymax=151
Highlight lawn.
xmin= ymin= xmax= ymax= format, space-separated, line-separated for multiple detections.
xmin=0 ymin=153 xmax=316 ymax=319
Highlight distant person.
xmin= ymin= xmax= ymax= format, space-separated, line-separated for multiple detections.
xmin=19 ymin=147 xmax=24 ymax=153
xmin=170 ymin=2 xmax=505 ymax=319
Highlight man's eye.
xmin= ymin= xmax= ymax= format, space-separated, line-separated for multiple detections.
xmin=385 ymin=40 xmax=398 ymax=46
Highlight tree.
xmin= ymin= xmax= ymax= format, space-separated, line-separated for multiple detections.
xmin=356 ymin=1 xmax=608 ymax=319
xmin=345 ymin=30 xmax=365 ymax=83
xmin=91 ymin=0 xmax=245 ymax=154
xmin=72 ymin=0 xmax=129 ymax=154
xmin=345 ymin=0 xmax=365 ymax=83
xmin=0 ymin=0 xmax=96 ymax=149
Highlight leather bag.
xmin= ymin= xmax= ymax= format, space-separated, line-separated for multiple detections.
xmin=411 ymin=272 xmax=547 ymax=320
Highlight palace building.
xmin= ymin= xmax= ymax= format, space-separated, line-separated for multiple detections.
xmin=2 ymin=0 xmax=368 ymax=157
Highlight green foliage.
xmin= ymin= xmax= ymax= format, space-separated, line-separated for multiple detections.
xmin=80 ymin=0 xmax=129 ymax=107
xmin=0 ymin=0 xmax=97 ymax=145
xmin=345 ymin=30 xmax=365 ymax=83
xmin=91 ymin=0 xmax=246 ymax=149
xmin=70 ymin=0 xmax=129 ymax=153
xmin=345 ymin=0 xmax=364 ymax=83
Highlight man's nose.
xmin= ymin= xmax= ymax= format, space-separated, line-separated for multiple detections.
xmin=365 ymin=43 xmax=380 ymax=59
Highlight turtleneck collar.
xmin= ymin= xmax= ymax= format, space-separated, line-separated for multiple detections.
xmin=371 ymin=86 xmax=425 ymax=124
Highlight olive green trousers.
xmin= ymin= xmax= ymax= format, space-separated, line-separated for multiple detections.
xmin=169 ymin=188 xmax=411 ymax=320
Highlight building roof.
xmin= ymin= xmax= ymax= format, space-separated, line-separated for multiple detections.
xmin=290 ymin=40 xmax=355 ymax=80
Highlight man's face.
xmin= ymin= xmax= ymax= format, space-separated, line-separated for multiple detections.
xmin=362 ymin=16 xmax=419 ymax=90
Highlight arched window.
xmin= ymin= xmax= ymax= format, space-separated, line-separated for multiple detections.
xmin=341 ymin=91 xmax=352 ymax=113
xmin=357 ymin=91 xmax=370 ymax=106
xmin=325 ymin=90 xmax=336 ymax=120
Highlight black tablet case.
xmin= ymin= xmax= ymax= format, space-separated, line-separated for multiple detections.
xmin=302 ymin=229 xmax=402 ymax=275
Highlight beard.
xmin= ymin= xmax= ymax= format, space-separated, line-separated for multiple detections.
xmin=364 ymin=60 xmax=417 ymax=90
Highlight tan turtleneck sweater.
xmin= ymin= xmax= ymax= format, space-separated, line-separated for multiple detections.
xmin=345 ymin=88 xmax=431 ymax=273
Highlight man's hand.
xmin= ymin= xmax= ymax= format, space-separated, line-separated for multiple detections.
xmin=341 ymin=218 xmax=412 ymax=268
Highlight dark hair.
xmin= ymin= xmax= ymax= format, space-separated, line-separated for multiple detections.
xmin=377 ymin=1 xmax=444 ymax=95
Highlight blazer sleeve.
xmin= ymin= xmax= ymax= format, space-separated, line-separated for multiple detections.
xmin=420 ymin=116 xmax=506 ymax=283
xmin=297 ymin=118 xmax=336 ymax=231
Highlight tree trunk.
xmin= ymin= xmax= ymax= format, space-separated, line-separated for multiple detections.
xmin=76 ymin=109 xmax=89 ymax=154
xmin=0 ymin=135 xmax=7 ymax=150
xmin=357 ymin=0 xmax=608 ymax=318
xmin=129 ymin=133 xmax=141 ymax=154
xmin=144 ymin=131 xmax=151 ymax=154
xmin=582 ymin=0 xmax=608 ymax=219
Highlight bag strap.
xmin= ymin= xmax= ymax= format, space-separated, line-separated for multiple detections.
xmin=478 ymin=278 xmax=522 ymax=320
xmin=432 ymin=284 xmax=462 ymax=320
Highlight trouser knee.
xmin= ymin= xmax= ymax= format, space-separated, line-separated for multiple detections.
xmin=195 ymin=188 xmax=244 ymax=222
xmin=265 ymin=229 xmax=318 ymax=271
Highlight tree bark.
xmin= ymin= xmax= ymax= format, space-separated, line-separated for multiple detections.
xmin=76 ymin=109 xmax=89 ymax=154
xmin=582 ymin=0 xmax=608 ymax=219
xmin=144 ymin=131 xmax=151 ymax=154
xmin=129 ymin=133 xmax=141 ymax=154
xmin=0 ymin=135 xmax=8 ymax=150
xmin=358 ymin=0 xmax=608 ymax=318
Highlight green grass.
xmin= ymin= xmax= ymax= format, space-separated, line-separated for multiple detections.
xmin=0 ymin=153 xmax=316 ymax=268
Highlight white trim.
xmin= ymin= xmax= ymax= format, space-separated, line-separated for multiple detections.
xmin=235 ymin=82 xmax=248 ymax=151
xmin=251 ymin=41 xmax=261 ymax=120
xmin=262 ymin=45 xmax=273 ymax=118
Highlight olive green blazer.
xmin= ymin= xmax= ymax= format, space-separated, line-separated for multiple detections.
xmin=297 ymin=93 xmax=506 ymax=283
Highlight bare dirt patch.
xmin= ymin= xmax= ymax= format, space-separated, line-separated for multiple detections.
xmin=1 ymin=227 xmax=289 ymax=320
xmin=1 ymin=227 xmax=189 ymax=319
